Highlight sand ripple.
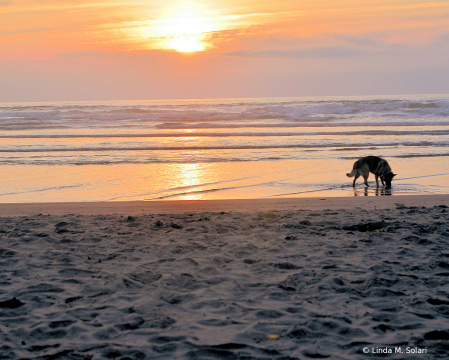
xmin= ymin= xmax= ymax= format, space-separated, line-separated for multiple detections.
xmin=0 ymin=204 xmax=448 ymax=359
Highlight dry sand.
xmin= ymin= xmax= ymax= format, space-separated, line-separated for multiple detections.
xmin=1 ymin=195 xmax=449 ymax=359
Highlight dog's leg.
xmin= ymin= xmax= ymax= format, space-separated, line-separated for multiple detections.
xmin=375 ymin=175 xmax=380 ymax=188
xmin=360 ymin=164 xmax=369 ymax=187
xmin=352 ymin=174 xmax=359 ymax=188
xmin=363 ymin=175 xmax=369 ymax=187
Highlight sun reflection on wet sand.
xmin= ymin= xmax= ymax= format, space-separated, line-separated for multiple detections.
xmin=175 ymin=163 xmax=208 ymax=200
xmin=1 ymin=157 xmax=448 ymax=203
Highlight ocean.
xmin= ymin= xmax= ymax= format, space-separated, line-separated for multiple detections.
xmin=1 ymin=94 xmax=449 ymax=202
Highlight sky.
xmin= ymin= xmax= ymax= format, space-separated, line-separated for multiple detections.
xmin=1 ymin=0 xmax=449 ymax=102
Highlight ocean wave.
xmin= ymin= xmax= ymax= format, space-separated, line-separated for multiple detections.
xmin=0 ymin=129 xmax=449 ymax=139
xmin=1 ymin=151 xmax=448 ymax=167
xmin=1 ymin=95 xmax=448 ymax=169
xmin=1 ymin=96 xmax=448 ymax=131
xmin=2 ymin=141 xmax=449 ymax=153
xmin=3 ymin=121 xmax=449 ymax=132
xmin=342 ymin=153 xmax=449 ymax=160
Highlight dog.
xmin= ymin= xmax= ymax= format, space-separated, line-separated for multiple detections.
xmin=346 ymin=156 xmax=396 ymax=189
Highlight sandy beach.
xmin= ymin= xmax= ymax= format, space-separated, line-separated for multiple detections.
xmin=3 ymin=0 xmax=449 ymax=358
xmin=1 ymin=195 xmax=449 ymax=359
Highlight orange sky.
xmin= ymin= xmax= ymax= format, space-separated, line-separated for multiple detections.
xmin=1 ymin=1 xmax=449 ymax=101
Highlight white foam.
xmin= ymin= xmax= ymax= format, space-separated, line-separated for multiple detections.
xmin=0 ymin=95 xmax=449 ymax=168
xmin=1 ymin=96 xmax=449 ymax=131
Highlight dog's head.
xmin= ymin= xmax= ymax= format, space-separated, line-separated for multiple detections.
xmin=383 ymin=172 xmax=397 ymax=189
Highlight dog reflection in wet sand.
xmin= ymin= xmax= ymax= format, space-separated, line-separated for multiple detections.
xmin=346 ymin=156 xmax=397 ymax=189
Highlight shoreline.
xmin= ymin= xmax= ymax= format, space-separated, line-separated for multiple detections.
xmin=0 ymin=194 xmax=448 ymax=216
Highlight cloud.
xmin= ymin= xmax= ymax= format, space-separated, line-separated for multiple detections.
xmin=335 ymin=34 xmax=382 ymax=48
xmin=0 ymin=1 xmax=12 ymax=6
xmin=225 ymin=46 xmax=367 ymax=59
xmin=0 ymin=27 xmax=50 ymax=36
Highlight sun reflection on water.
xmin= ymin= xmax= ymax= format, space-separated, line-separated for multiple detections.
xmin=176 ymin=163 xmax=207 ymax=200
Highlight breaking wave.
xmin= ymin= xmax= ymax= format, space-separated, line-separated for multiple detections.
xmin=1 ymin=95 xmax=449 ymax=165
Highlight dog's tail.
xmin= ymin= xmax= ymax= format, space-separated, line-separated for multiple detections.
xmin=346 ymin=169 xmax=356 ymax=178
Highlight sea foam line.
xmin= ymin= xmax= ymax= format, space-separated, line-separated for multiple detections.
xmin=1 ymin=129 xmax=449 ymax=139
xmin=2 ymin=142 xmax=449 ymax=153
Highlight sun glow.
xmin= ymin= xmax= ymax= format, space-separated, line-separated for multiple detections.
xmin=152 ymin=5 xmax=217 ymax=53
xmin=165 ymin=35 xmax=207 ymax=53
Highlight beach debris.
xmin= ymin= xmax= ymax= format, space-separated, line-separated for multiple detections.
xmin=424 ymin=330 xmax=449 ymax=340
xmin=0 ymin=297 xmax=25 ymax=309
xmin=278 ymin=284 xmax=296 ymax=292
xmin=395 ymin=203 xmax=407 ymax=209
xmin=243 ymin=259 xmax=259 ymax=264
xmin=154 ymin=220 xmax=163 ymax=228
xmin=284 ymin=220 xmax=312 ymax=229
xmin=56 ymin=228 xmax=69 ymax=234
xmin=437 ymin=261 xmax=449 ymax=269
xmin=273 ymin=262 xmax=302 ymax=270
xmin=427 ymin=298 xmax=449 ymax=306
xmin=342 ymin=221 xmax=387 ymax=232
xmin=266 ymin=334 xmax=280 ymax=340
xmin=65 ymin=296 xmax=83 ymax=304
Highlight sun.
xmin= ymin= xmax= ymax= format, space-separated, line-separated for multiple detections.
xmin=153 ymin=5 xmax=217 ymax=53
xmin=165 ymin=35 xmax=206 ymax=53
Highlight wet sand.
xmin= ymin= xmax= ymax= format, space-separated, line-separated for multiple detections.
xmin=1 ymin=194 xmax=449 ymax=216
xmin=1 ymin=195 xmax=449 ymax=359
